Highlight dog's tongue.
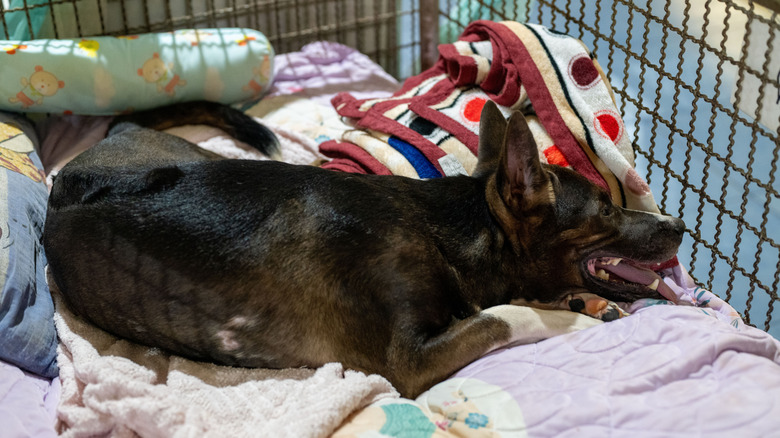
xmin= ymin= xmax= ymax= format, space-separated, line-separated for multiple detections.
xmin=594 ymin=258 xmax=678 ymax=303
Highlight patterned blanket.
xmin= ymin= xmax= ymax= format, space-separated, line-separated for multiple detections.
xmin=320 ymin=20 xmax=659 ymax=214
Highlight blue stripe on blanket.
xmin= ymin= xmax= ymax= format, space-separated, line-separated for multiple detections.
xmin=387 ymin=136 xmax=442 ymax=178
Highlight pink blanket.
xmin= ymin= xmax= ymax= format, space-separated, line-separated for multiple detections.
xmin=336 ymin=269 xmax=780 ymax=436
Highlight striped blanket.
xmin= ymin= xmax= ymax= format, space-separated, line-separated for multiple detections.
xmin=319 ymin=20 xmax=660 ymax=214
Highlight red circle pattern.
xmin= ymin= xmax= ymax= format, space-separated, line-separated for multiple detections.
xmin=543 ymin=145 xmax=570 ymax=167
xmin=569 ymin=55 xmax=600 ymax=89
xmin=463 ymin=97 xmax=487 ymax=122
xmin=595 ymin=112 xmax=622 ymax=142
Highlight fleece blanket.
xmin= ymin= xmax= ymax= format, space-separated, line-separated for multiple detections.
xmin=320 ymin=20 xmax=658 ymax=214
xmin=52 ymin=280 xmax=395 ymax=438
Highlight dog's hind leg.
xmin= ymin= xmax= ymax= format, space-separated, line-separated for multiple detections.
xmin=388 ymin=305 xmax=602 ymax=397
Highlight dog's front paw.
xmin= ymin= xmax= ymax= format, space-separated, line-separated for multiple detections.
xmin=566 ymin=293 xmax=628 ymax=322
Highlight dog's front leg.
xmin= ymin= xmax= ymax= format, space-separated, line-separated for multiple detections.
xmin=390 ymin=305 xmax=602 ymax=397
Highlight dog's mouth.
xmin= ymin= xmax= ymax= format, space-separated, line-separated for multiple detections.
xmin=583 ymin=257 xmax=678 ymax=303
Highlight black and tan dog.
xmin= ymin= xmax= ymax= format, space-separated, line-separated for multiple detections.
xmin=43 ymin=101 xmax=684 ymax=397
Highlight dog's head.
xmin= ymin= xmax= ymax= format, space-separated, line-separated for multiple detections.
xmin=475 ymin=101 xmax=685 ymax=304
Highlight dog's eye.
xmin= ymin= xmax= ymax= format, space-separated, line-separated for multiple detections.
xmin=602 ymin=205 xmax=613 ymax=217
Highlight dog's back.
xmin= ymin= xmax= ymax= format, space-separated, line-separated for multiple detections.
xmin=45 ymin=149 xmax=495 ymax=371
xmin=44 ymin=102 xmax=292 ymax=361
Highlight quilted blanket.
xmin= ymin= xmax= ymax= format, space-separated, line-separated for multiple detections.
xmin=335 ymin=270 xmax=780 ymax=437
xmin=336 ymin=303 xmax=780 ymax=437
xmin=328 ymin=21 xmax=780 ymax=437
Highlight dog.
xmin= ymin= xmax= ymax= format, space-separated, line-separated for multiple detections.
xmin=43 ymin=100 xmax=685 ymax=397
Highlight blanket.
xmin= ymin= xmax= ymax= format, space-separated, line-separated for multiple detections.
xmin=334 ymin=265 xmax=778 ymax=437
xmin=52 ymin=279 xmax=395 ymax=438
xmin=0 ymin=359 xmax=59 ymax=438
xmin=320 ymin=20 xmax=658 ymax=214
xmin=335 ymin=304 xmax=780 ymax=437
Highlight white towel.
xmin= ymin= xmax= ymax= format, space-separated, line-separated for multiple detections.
xmin=52 ymin=282 xmax=397 ymax=438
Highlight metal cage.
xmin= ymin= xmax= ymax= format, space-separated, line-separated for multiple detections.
xmin=2 ymin=0 xmax=778 ymax=335
xmin=436 ymin=0 xmax=780 ymax=335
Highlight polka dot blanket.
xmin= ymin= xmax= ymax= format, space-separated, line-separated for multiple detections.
xmin=320 ymin=20 xmax=658 ymax=214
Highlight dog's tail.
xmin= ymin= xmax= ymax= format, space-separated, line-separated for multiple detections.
xmin=109 ymin=101 xmax=280 ymax=159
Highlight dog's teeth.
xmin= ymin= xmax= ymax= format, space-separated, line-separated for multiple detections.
xmin=596 ymin=269 xmax=610 ymax=281
xmin=607 ymin=258 xmax=622 ymax=266
xmin=647 ymin=278 xmax=660 ymax=290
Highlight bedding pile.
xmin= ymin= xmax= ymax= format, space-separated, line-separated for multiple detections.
xmin=321 ymin=20 xmax=658 ymax=213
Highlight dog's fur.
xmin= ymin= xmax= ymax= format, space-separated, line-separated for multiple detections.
xmin=43 ymin=101 xmax=684 ymax=397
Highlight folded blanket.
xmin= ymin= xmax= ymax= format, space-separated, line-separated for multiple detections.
xmin=320 ymin=20 xmax=659 ymax=213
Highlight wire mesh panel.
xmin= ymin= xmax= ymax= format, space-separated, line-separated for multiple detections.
xmin=2 ymin=0 xmax=778 ymax=334
xmin=438 ymin=0 xmax=779 ymax=335
xmin=0 ymin=0 xmax=419 ymax=78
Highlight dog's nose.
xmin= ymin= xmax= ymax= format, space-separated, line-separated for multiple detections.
xmin=665 ymin=216 xmax=686 ymax=238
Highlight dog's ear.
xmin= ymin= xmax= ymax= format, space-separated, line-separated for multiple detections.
xmin=498 ymin=111 xmax=551 ymax=212
xmin=473 ymin=100 xmax=508 ymax=179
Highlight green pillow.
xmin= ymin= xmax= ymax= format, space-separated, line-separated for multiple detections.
xmin=0 ymin=28 xmax=274 ymax=115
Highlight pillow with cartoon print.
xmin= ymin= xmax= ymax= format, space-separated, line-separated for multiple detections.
xmin=0 ymin=111 xmax=58 ymax=378
xmin=0 ymin=28 xmax=274 ymax=115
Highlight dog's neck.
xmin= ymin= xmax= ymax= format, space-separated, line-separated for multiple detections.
xmin=415 ymin=175 xmax=530 ymax=312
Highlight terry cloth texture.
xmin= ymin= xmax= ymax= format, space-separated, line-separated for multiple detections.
xmin=320 ymin=20 xmax=660 ymax=214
